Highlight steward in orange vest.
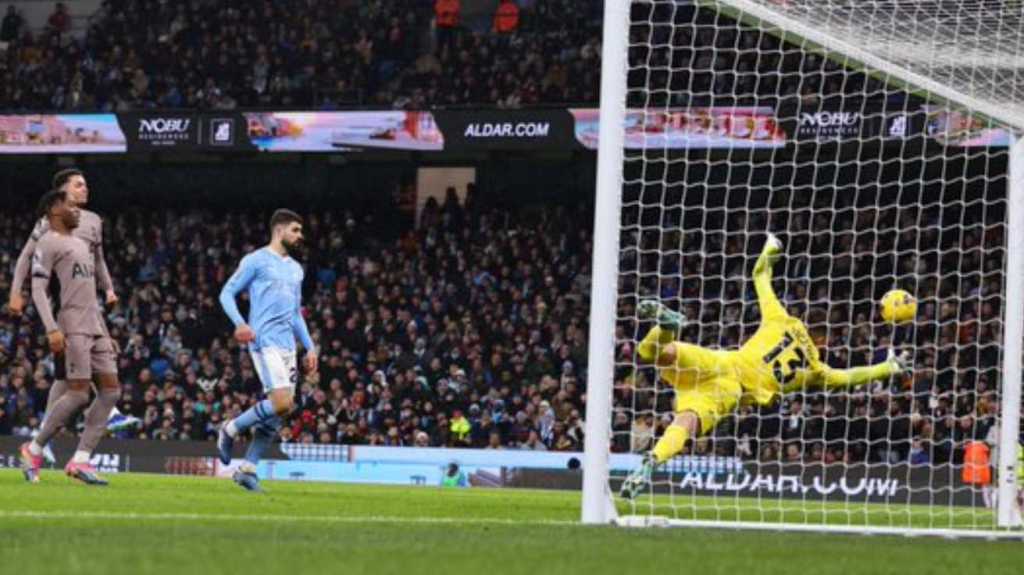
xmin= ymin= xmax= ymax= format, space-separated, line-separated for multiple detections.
xmin=962 ymin=440 xmax=991 ymax=485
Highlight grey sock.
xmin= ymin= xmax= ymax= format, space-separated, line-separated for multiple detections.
xmin=35 ymin=388 xmax=90 ymax=447
xmin=77 ymin=387 xmax=120 ymax=455
xmin=41 ymin=379 xmax=69 ymax=427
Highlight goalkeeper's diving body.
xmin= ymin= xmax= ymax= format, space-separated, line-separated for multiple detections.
xmin=620 ymin=234 xmax=911 ymax=499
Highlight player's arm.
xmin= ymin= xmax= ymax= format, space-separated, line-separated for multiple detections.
xmin=291 ymin=283 xmax=314 ymax=351
xmin=292 ymin=281 xmax=317 ymax=375
xmin=809 ymin=350 xmax=911 ymax=391
xmin=9 ymin=227 xmax=40 ymax=314
xmin=752 ymin=234 xmax=787 ymax=322
xmin=93 ymin=219 xmax=116 ymax=303
xmin=219 ymin=255 xmax=258 ymax=342
xmin=29 ymin=244 xmax=64 ymax=353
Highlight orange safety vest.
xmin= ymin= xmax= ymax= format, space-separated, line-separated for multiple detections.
xmin=962 ymin=440 xmax=991 ymax=485
xmin=435 ymin=0 xmax=460 ymax=29
xmin=494 ymin=1 xmax=520 ymax=34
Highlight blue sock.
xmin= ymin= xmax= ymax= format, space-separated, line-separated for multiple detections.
xmin=245 ymin=417 xmax=280 ymax=466
xmin=231 ymin=399 xmax=277 ymax=436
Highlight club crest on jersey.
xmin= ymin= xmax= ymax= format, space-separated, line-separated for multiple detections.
xmin=71 ymin=262 xmax=94 ymax=279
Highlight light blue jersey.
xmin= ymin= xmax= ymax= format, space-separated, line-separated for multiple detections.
xmin=219 ymin=247 xmax=314 ymax=353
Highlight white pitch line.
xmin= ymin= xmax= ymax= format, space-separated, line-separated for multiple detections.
xmin=0 ymin=509 xmax=581 ymax=527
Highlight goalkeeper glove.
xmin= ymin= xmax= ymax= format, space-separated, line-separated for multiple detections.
xmin=637 ymin=299 xmax=687 ymax=332
xmin=887 ymin=349 xmax=913 ymax=375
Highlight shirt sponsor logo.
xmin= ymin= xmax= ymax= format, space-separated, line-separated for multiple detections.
xmin=71 ymin=262 xmax=94 ymax=280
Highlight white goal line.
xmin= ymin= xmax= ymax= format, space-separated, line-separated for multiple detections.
xmin=616 ymin=516 xmax=1024 ymax=540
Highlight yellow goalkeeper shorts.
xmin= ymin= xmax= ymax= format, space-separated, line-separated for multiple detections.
xmin=672 ymin=377 xmax=743 ymax=435
xmin=659 ymin=343 xmax=743 ymax=435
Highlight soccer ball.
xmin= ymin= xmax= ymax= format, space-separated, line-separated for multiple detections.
xmin=880 ymin=289 xmax=917 ymax=324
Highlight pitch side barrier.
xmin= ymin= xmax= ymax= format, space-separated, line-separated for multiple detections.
xmin=0 ymin=436 xmax=980 ymax=505
xmin=0 ymin=106 xmax=1003 ymax=155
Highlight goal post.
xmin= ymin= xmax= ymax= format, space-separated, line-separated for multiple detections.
xmin=1000 ymin=135 xmax=1024 ymax=529
xmin=581 ymin=0 xmax=631 ymax=525
xmin=583 ymin=0 xmax=1024 ymax=538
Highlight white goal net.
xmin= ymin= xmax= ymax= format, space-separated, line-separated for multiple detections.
xmin=584 ymin=0 xmax=1024 ymax=538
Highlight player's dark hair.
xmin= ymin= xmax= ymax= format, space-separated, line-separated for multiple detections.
xmin=37 ymin=189 xmax=67 ymax=219
xmin=51 ymin=168 xmax=83 ymax=191
xmin=270 ymin=208 xmax=303 ymax=230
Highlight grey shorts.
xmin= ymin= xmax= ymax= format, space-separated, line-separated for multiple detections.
xmin=64 ymin=334 xmax=118 ymax=380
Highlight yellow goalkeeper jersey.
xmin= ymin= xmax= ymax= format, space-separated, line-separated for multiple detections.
xmin=729 ymin=243 xmax=897 ymax=405
xmin=731 ymin=314 xmax=823 ymax=405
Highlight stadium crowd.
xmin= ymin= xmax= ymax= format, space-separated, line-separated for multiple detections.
xmin=0 ymin=177 xmax=1009 ymax=465
xmin=0 ymin=0 xmax=876 ymax=111
xmin=0 ymin=186 xmax=593 ymax=453
xmin=0 ymin=0 xmax=603 ymax=111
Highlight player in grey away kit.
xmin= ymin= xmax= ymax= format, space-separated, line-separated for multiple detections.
xmin=8 ymin=168 xmax=139 ymax=444
xmin=18 ymin=189 xmax=122 ymax=485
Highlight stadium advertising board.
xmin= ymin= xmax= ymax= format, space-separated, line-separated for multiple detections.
xmin=0 ymin=109 xmax=784 ymax=154
xmin=118 ymin=112 xmax=200 ymax=149
xmin=796 ymin=109 xmax=864 ymax=140
xmin=615 ymin=462 xmax=977 ymax=506
xmin=0 ymin=436 xmax=283 ymax=474
xmin=0 ymin=114 xmax=126 ymax=153
xmin=779 ymin=102 xmax=928 ymax=142
xmin=571 ymin=107 xmax=786 ymax=149
xmin=241 ymin=111 xmax=444 ymax=152
xmin=432 ymin=109 xmax=578 ymax=150
xmin=0 ymin=437 xmax=980 ymax=506
xmin=923 ymin=106 xmax=1014 ymax=146
xmin=0 ymin=107 xmax=1006 ymax=154
xmin=243 ymin=460 xmax=504 ymax=487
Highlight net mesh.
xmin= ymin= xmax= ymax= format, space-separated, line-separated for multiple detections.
xmin=735 ymin=0 xmax=1024 ymax=128
xmin=610 ymin=0 xmax=1019 ymax=532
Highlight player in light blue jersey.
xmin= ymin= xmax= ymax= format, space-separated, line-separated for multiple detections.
xmin=217 ymin=209 xmax=317 ymax=491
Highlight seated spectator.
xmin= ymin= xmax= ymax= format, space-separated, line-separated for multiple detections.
xmin=46 ymin=2 xmax=70 ymax=36
xmin=1 ymin=5 xmax=23 ymax=43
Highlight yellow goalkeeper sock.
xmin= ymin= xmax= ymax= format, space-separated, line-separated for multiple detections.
xmin=637 ymin=326 xmax=676 ymax=363
xmin=652 ymin=424 xmax=689 ymax=465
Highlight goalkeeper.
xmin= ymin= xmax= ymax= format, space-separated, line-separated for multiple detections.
xmin=620 ymin=234 xmax=911 ymax=499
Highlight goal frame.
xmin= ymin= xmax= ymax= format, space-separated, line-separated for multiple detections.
xmin=581 ymin=0 xmax=1024 ymax=539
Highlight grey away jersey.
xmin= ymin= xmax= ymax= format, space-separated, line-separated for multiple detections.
xmin=31 ymin=230 xmax=106 ymax=336
xmin=12 ymin=209 xmax=111 ymax=296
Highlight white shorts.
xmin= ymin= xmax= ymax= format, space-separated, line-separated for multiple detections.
xmin=250 ymin=347 xmax=298 ymax=394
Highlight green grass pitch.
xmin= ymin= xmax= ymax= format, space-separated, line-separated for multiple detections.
xmin=0 ymin=470 xmax=1019 ymax=575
